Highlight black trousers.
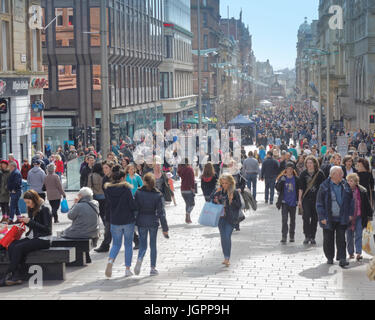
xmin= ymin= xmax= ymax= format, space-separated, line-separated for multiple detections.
xmin=302 ymin=198 xmax=318 ymax=240
xmin=281 ymin=204 xmax=296 ymax=239
xmin=7 ymin=238 xmax=50 ymax=274
xmin=49 ymin=199 xmax=60 ymax=221
xmin=323 ymin=222 xmax=347 ymax=261
xmin=97 ymin=199 xmax=106 ymax=224
xmin=0 ymin=202 xmax=9 ymax=217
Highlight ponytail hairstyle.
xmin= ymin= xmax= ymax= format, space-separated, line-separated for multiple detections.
xmin=111 ymin=165 xmax=125 ymax=183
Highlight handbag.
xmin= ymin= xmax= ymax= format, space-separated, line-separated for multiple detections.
xmin=363 ymin=221 xmax=375 ymax=256
xmin=0 ymin=223 xmax=26 ymax=249
xmin=60 ymin=198 xmax=69 ymax=214
xmin=198 ymin=202 xmax=224 ymax=227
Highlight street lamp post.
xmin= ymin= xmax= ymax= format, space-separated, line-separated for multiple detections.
xmin=326 ymin=54 xmax=330 ymax=147
xmin=197 ymin=0 xmax=202 ymax=129
xmin=100 ymin=0 xmax=110 ymax=156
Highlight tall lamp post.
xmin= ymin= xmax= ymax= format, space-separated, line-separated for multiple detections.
xmin=100 ymin=0 xmax=110 ymax=156
xmin=197 ymin=0 xmax=202 ymax=129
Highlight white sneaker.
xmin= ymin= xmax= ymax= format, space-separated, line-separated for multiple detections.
xmin=105 ymin=263 xmax=112 ymax=278
xmin=150 ymin=268 xmax=159 ymax=276
xmin=134 ymin=259 xmax=143 ymax=275
xmin=125 ymin=269 xmax=133 ymax=277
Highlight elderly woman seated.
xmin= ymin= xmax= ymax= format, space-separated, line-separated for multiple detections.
xmin=61 ymin=187 xmax=100 ymax=263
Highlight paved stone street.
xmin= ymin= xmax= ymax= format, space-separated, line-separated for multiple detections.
xmin=0 ymin=177 xmax=375 ymax=300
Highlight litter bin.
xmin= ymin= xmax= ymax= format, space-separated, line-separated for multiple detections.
xmin=18 ymin=180 xmax=29 ymax=214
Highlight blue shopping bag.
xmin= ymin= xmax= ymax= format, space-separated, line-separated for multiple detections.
xmin=198 ymin=202 xmax=224 ymax=227
xmin=60 ymin=198 xmax=69 ymax=214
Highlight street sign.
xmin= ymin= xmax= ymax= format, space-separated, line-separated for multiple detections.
xmin=337 ymin=136 xmax=348 ymax=158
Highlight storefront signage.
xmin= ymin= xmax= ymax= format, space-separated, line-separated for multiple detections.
xmin=0 ymin=78 xmax=29 ymax=97
xmin=31 ymin=116 xmax=43 ymax=129
xmin=30 ymin=78 xmax=47 ymax=89
xmin=44 ymin=118 xmax=72 ymax=127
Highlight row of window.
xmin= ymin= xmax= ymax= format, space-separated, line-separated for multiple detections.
xmin=160 ymin=71 xmax=193 ymax=99
xmin=164 ymin=35 xmax=192 ymax=63
xmin=41 ymin=5 xmax=162 ymax=56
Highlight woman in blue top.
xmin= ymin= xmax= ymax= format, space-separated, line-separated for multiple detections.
xmin=125 ymin=164 xmax=143 ymax=196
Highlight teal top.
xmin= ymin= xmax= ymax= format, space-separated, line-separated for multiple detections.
xmin=126 ymin=174 xmax=143 ymax=196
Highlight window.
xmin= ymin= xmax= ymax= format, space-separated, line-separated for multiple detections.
xmin=160 ymin=72 xmax=170 ymax=99
xmin=0 ymin=0 xmax=9 ymax=13
xmin=1 ymin=21 xmax=9 ymax=71
xmin=58 ymin=65 xmax=77 ymax=91
xmin=92 ymin=65 xmax=101 ymax=91
xmin=202 ymin=0 xmax=207 ymax=7
xmin=203 ymin=34 xmax=208 ymax=49
xmin=32 ymin=29 xmax=38 ymax=71
xmin=203 ymin=57 xmax=209 ymax=71
xmin=55 ymin=8 xmax=75 ymax=48
xmin=203 ymin=13 xmax=208 ymax=27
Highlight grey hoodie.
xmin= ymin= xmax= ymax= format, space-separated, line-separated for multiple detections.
xmin=27 ymin=166 xmax=46 ymax=193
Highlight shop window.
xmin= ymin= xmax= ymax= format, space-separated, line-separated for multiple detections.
xmin=58 ymin=65 xmax=77 ymax=91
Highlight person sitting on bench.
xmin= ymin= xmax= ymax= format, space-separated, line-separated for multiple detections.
xmin=0 ymin=190 xmax=52 ymax=286
xmin=61 ymin=187 xmax=99 ymax=262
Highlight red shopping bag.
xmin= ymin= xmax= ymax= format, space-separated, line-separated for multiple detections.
xmin=0 ymin=223 xmax=26 ymax=249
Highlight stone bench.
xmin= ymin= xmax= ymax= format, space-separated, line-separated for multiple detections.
xmin=51 ymin=237 xmax=95 ymax=267
xmin=0 ymin=247 xmax=76 ymax=281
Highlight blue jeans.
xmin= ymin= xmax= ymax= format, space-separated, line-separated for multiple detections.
xmin=109 ymin=223 xmax=135 ymax=267
xmin=138 ymin=226 xmax=158 ymax=268
xmin=10 ymin=191 xmax=21 ymax=220
xmin=246 ymin=173 xmax=258 ymax=200
xmin=218 ymin=218 xmax=234 ymax=260
xmin=346 ymin=217 xmax=362 ymax=255
xmin=265 ymin=178 xmax=276 ymax=203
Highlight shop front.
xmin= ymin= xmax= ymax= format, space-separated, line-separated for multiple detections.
xmin=0 ymin=77 xmax=31 ymax=162
xmin=162 ymin=96 xmax=197 ymax=130
xmin=44 ymin=117 xmax=76 ymax=153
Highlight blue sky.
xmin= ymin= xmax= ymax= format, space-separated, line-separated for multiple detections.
xmin=220 ymin=0 xmax=319 ymax=70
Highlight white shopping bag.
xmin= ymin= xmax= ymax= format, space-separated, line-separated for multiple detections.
xmin=363 ymin=221 xmax=375 ymax=256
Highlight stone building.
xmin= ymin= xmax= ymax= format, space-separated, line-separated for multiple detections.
xmin=0 ymin=0 xmax=46 ymax=161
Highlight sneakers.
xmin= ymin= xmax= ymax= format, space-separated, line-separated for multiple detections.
xmin=303 ymin=238 xmax=310 ymax=245
xmin=327 ymin=259 xmax=334 ymax=265
xmin=134 ymin=259 xmax=143 ymax=275
xmin=150 ymin=268 xmax=159 ymax=276
xmin=125 ymin=269 xmax=133 ymax=277
xmin=105 ymin=262 xmax=113 ymax=278
xmin=280 ymin=238 xmax=287 ymax=244
xmin=310 ymin=239 xmax=316 ymax=245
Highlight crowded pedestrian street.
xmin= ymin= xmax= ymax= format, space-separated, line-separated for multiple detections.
xmin=0 ymin=151 xmax=374 ymax=300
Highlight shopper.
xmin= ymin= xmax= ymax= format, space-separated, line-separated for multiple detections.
xmin=242 ymin=151 xmax=260 ymax=200
xmin=7 ymin=162 xmax=22 ymax=224
xmin=104 ymin=166 xmax=137 ymax=278
xmin=125 ymin=163 xmax=143 ymax=196
xmin=44 ymin=163 xmax=66 ymax=223
xmin=298 ymin=156 xmax=326 ymax=245
xmin=27 ymin=160 xmax=46 ymax=200
xmin=346 ymin=173 xmax=373 ymax=261
xmin=0 ymin=160 xmax=10 ymax=223
xmin=210 ymin=174 xmax=242 ymax=267
xmin=356 ymin=158 xmax=374 ymax=208
xmin=276 ymin=162 xmax=301 ymax=244
xmin=316 ymin=166 xmax=353 ymax=268
xmin=134 ymin=173 xmax=169 ymax=276
xmin=201 ymin=162 xmax=219 ymax=202
xmin=178 ymin=158 xmax=196 ymax=224
xmin=0 ymin=190 xmax=52 ymax=286
xmin=261 ymin=151 xmax=280 ymax=205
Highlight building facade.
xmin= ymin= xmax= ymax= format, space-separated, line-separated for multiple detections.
xmin=191 ymin=0 xmax=220 ymax=119
xmin=160 ymin=0 xmax=196 ymax=130
xmin=0 ymin=0 xmax=46 ymax=162
xmin=42 ymin=0 xmax=163 ymax=151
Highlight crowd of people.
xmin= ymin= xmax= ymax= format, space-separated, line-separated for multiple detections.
xmin=2 ymin=103 xmax=375 ymax=286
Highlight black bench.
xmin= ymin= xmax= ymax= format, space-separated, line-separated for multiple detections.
xmin=51 ymin=237 xmax=94 ymax=267
xmin=0 ymin=247 xmax=75 ymax=281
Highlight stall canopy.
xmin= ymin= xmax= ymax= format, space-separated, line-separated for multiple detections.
xmin=228 ymin=115 xmax=255 ymax=126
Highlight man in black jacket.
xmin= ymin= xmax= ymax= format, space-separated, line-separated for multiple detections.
xmin=7 ymin=162 xmax=22 ymax=224
xmin=80 ymin=156 xmax=95 ymax=188
xmin=261 ymin=151 xmax=280 ymax=205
